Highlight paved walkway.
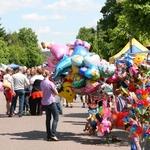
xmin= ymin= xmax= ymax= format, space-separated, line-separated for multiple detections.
xmin=0 ymin=92 xmax=149 ymax=150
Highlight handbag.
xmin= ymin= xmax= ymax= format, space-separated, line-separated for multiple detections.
xmin=2 ymin=79 xmax=12 ymax=89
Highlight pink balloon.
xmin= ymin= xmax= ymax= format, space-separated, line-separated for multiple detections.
xmin=42 ymin=66 xmax=54 ymax=72
xmin=101 ymin=119 xmax=112 ymax=133
xmin=49 ymin=44 xmax=70 ymax=60
xmin=46 ymin=56 xmax=58 ymax=72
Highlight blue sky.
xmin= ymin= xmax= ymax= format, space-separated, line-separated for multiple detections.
xmin=0 ymin=0 xmax=106 ymax=47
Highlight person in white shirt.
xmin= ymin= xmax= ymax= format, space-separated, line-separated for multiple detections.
xmin=9 ymin=67 xmax=29 ymax=117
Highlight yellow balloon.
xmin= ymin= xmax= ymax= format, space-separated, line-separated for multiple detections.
xmin=133 ymin=54 xmax=146 ymax=66
xmin=66 ymin=72 xmax=75 ymax=81
xmin=58 ymin=81 xmax=76 ymax=103
xmin=72 ymin=64 xmax=79 ymax=74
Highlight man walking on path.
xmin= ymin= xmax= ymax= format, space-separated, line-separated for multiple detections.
xmin=9 ymin=67 xmax=29 ymax=117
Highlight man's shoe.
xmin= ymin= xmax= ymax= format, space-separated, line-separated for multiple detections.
xmin=50 ymin=136 xmax=59 ymax=141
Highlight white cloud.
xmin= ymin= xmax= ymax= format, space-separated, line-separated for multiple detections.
xmin=44 ymin=0 xmax=102 ymax=12
xmin=22 ymin=13 xmax=47 ymax=21
xmin=22 ymin=13 xmax=67 ymax=21
xmin=0 ymin=0 xmax=41 ymax=14
xmin=36 ymin=26 xmax=51 ymax=34
xmin=49 ymin=14 xmax=67 ymax=20
xmin=37 ymin=28 xmax=75 ymax=36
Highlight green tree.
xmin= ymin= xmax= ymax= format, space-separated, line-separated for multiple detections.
xmin=8 ymin=44 xmax=27 ymax=66
xmin=97 ymin=0 xmax=123 ymax=60
xmin=121 ymin=0 xmax=150 ymax=45
xmin=0 ymin=18 xmax=6 ymax=39
xmin=0 ymin=39 xmax=10 ymax=64
xmin=18 ymin=28 xmax=44 ymax=67
xmin=109 ymin=0 xmax=150 ymax=55
xmin=76 ymin=27 xmax=98 ymax=54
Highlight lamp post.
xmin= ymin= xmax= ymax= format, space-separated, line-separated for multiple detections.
xmin=91 ymin=25 xmax=99 ymax=55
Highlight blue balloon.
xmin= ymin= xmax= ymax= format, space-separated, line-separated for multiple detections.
xmin=84 ymin=64 xmax=100 ymax=80
xmin=71 ymin=46 xmax=89 ymax=57
xmin=79 ymin=67 xmax=88 ymax=76
xmin=53 ymin=54 xmax=72 ymax=78
xmin=54 ymin=45 xmax=91 ymax=78
xmin=99 ymin=64 xmax=116 ymax=78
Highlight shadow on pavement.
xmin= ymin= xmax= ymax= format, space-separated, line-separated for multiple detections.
xmin=58 ymin=131 xmax=131 ymax=146
xmin=1 ymin=129 xmax=149 ymax=148
xmin=0 ymin=130 xmax=131 ymax=147
xmin=63 ymin=120 xmax=86 ymax=126
xmin=0 ymin=130 xmax=45 ymax=140
xmin=63 ymin=113 xmax=88 ymax=118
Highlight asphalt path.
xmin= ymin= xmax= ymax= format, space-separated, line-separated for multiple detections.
xmin=0 ymin=92 xmax=149 ymax=150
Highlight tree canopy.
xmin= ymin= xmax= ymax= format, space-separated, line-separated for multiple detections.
xmin=0 ymin=21 xmax=45 ymax=68
xmin=76 ymin=0 xmax=150 ymax=60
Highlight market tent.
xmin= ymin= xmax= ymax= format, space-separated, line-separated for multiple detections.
xmin=0 ymin=64 xmax=8 ymax=71
xmin=109 ymin=38 xmax=149 ymax=63
xmin=8 ymin=63 xmax=20 ymax=69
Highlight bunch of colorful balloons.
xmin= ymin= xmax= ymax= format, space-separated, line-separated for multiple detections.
xmin=41 ymin=39 xmax=116 ymax=103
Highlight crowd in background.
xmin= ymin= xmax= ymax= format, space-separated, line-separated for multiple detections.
xmin=0 ymin=66 xmax=89 ymax=141
xmin=0 ymin=63 xmax=129 ymax=118
xmin=0 ymin=67 xmax=59 ymax=116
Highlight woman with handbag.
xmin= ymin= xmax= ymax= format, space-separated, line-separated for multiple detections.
xmin=3 ymin=67 xmax=13 ymax=115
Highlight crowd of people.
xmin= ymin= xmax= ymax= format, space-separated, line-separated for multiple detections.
xmin=0 ymin=67 xmax=62 ymax=141
xmin=0 ymin=66 xmax=89 ymax=141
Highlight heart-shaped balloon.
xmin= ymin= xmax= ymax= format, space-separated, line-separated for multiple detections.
xmin=99 ymin=64 xmax=116 ymax=78
xmin=84 ymin=65 xmax=100 ymax=80
xmin=84 ymin=54 xmax=100 ymax=67
xmin=72 ymin=73 xmax=86 ymax=88
xmin=106 ymin=74 xmax=119 ymax=83
xmin=71 ymin=55 xmax=84 ymax=67
xmin=85 ymin=80 xmax=101 ymax=93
